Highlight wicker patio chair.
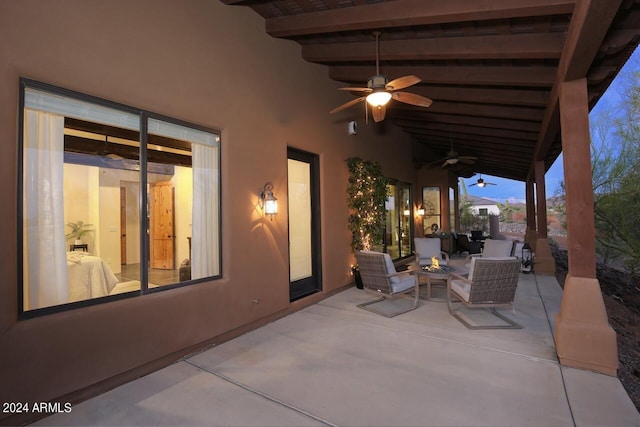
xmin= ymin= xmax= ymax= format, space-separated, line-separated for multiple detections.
xmin=465 ymin=239 xmax=515 ymax=266
xmin=414 ymin=237 xmax=449 ymax=266
xmin=355 ymin=250 xmax=419 ymax=317
xmin=447 ymin=257 xmax=522 ymax=329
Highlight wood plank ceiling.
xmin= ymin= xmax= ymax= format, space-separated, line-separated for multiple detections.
xmin=221 ymin=0 xmax=640 ymax=182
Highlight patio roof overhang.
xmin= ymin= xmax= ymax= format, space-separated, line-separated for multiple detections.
xmin=221 ymin=0 xmax=640 ymax=182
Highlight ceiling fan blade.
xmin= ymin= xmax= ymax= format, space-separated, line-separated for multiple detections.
xmin=469 ymin=183 xmax=477 ymax=187
xmin=392 ymin=92 xmax=433 ymax=108
xmin=441 ymin=160 xmax=450 ymax=168
xmin=386 ymin=75 xmax=420 ymax=91
xmin=338 ymin=87 xmax=372 ymax=93
xmin=459 ymin=158 xmax=477 ymax=164
xmin=330 ymin=97 xmax=366 ymax=114
xmin=371 ymin=105 xmax=386 ymax=122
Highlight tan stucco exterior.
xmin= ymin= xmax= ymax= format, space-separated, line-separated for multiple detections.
xmin=0 ymin=1 xmax=621 ymax=423
xmin=0 ymin=1 xmax=454 ymax=423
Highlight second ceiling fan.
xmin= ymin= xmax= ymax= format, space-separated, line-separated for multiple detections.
xmin=470 ymin=175 xmax=496 ymax=188
xmin=430 ymin=141 xmax=478 ymax=168
xmin=330 ymin=31 xmax=433 ymax=122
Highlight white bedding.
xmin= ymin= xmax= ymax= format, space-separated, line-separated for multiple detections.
xmin=67 ymin=252 xmax=119 ymax=302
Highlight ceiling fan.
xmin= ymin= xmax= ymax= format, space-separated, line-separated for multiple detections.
xmin=429 ymin=141 xmax=478 ymax=168
xmin=470 ymin=175 xmax=496 ymax=188
xmin=329 ymin=31 xmax=433 ymax=123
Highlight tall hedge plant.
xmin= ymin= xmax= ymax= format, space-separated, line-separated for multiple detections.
xmin=346 ymin=157 xmax=388 ymax=252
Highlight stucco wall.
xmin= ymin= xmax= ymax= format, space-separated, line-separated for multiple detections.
xmin=0 ymin=0 xmax=418 ymax=417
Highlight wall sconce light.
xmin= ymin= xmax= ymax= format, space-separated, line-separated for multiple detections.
xmin=417 ymin=203 xmax=426 ymax=216
xmin=259 ymin=182 xmax=278 ymax=220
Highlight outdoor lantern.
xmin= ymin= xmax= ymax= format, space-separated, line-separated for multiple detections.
xmin=417 ymin=203 xmax=426 ymax=216
xmin=260 ymin=182 xmax=278 ymax=220
xmin=522 ymin=242 xmax=533 ymax=273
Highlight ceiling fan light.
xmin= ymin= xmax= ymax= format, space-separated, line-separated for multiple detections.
xmin=446 ymin=158 xmax=459 ymax=165
xmin=366 ymin=91 xmax=391 ymax=107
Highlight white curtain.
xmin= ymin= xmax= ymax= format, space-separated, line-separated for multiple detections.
xmin=191 ymin=143 xmax=219 ymax=279
xmin=23 ymin=110 xmax=68 ymax=310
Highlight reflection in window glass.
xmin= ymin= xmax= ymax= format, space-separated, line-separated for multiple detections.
xmin=20 ymin=82 xmax=220 ymax=314
xmin=385 ymin=181 xmax=413 ymax=260
xmin=147 ymin=118 xmax=220 ymax=286
xmin=423 ymin=186 xmax=441 ymax=235
xmin=449 ymin=187 xmax=456 ymax=232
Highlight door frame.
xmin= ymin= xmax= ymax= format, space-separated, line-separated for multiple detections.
xmin=287 ymin=147 xmax=322 ymax=301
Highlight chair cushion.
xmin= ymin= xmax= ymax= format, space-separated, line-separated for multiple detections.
xmin=390 ymin=274 xmax=416 ymax=293
xmin=381 ymin=252 xmax=401 ymax=284
xmin=482 ymin=239 xmax=514 ymax=257
xmin=451 ymin=279 xmax=471 ymax=302
xmin=415 ymin=237 xmax=441 ymax=258
xmin=415 ymin=237 xmax=448 ymax=266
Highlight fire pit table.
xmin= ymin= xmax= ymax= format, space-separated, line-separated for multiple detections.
xmin=414 ymin=264 xmax=464 ymax=301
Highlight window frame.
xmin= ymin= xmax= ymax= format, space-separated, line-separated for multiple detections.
xmin=17 ymin=78 xmax=222 ymax=319
xmin=384 ymin=179 xmax=414 ymax=261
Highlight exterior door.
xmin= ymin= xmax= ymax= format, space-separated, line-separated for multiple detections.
xmin=150 ymin=181 xmax=175 ymax=269
xmin=288 ymin=148 xmax=321 ymax=301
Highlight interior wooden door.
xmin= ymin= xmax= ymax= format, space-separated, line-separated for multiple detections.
xmin=150 ymin=181 xmax=175 ymax=269
xmin=120 ymin=187 xmax=127 ymax=265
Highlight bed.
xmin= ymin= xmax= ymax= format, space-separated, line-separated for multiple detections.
xmin=67 ymin=251 xmax=120 ymax=302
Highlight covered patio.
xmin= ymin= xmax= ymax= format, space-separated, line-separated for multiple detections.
xmin=2 ymin=1 xmax=640 ymax=425
xmin=34 ymin=270 xmax=638 ymax=426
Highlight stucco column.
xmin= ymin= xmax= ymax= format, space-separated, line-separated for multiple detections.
xmin=556 ymin=78 xmax=617 ymax=376
xmin=524 ymin=178 xmax=537 ymax=248
xmin=534 ymin=161 xmax=555 ymax=274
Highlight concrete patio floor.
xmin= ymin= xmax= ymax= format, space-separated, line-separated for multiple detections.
xmin=34 ymin=271 xmax=639 ymax=426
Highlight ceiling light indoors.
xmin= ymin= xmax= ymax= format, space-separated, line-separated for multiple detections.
xmin=366 ymin=91 xmax=392 ymax=107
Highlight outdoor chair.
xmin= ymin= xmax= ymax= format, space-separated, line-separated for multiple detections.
xmin=355 ymin=250 xmax=419 ymax=317
xmin=414 ymin=237 xmax=449 ymax=267
xmin=447 ymin=257 xmax=522 ymax=329
xmin=456 ymin=234 xmax=471 ymax=255
xmin=465 ymin=239 xmax=514 ymax=266
xmin=470 ymin=230 xmax=484 ymax=241
xmin=468 ymin=240 xmax=483 ymax=254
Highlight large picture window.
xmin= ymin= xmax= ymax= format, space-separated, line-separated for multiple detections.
xmin=19 ymin=79 xmax=221 ymax=316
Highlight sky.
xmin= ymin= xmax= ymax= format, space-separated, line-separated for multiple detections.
xmin=462 ymin=47 xmax=640 ymax=203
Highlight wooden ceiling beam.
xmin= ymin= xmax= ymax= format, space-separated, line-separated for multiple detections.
xmin=398 ymin=112 xmax=541 ymax=132
xmin=302 ymin=33 xmax=565 ymax=62
xmin=530 ymin=0 xmax=623 ymax=180
xmin=265 ymin=0 xmax=575 ymax=38
xmin=416 ymin=86 xmax=550 ymax=107
xmin=393 ymin=101 xmax=546 ymax=122
xmin=409 ymin=131 xmax=537 ymax=152
xmin=329 ymin=64 xmax=557 ymax=87
xmin=394 ymin=120 xmax=539 ymax=142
